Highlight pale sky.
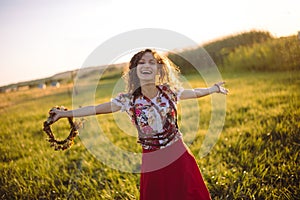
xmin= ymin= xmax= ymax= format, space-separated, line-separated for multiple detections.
xmin=0 ymin=0 xmax=299 ymax=86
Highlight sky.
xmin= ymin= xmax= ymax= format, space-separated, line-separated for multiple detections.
xmin=0 ymin=0 xmax=299 ymax=86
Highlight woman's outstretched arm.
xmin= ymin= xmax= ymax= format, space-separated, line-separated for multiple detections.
xmin=50 ymin=101 xmax=121 ymax=122
xmin=180 ymin=82 xmax=228 ymax=100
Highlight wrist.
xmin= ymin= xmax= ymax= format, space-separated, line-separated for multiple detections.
xmin=209 ymin=85 xmax=219 ymax=94
xmin=66 ymin=110 xmax=73 ymax=118
xmin=213 ymin=84 xmax=220 ymax=93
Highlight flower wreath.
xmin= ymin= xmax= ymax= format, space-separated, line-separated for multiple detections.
xmin=43 ymin=106 xmax=83 ymax=151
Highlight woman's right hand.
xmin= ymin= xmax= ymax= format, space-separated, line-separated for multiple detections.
xmin=49 ymin=108 xmax=67 ymax=123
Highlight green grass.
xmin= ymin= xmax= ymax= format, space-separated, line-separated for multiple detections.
xmin=0 ymin=70 xmax=299 ymax=199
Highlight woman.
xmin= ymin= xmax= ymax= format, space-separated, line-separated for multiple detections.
xmin=50 ymin=49 xmax=228 ymax=199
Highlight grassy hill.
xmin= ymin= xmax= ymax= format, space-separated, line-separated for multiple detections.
xmin=168 ymin=30 xmax=300 ymax=73
xmin=0 ymin=63 xmax=125 ymax=93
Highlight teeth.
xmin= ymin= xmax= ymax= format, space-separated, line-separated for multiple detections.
xmin=141 ymin=70 xmax=152 ymax=74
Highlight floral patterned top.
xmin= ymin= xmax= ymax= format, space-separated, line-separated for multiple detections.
xmin=112 ymin=84 xmax=183 ymax=150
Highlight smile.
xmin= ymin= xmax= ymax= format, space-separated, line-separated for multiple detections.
xmin=141 ymin=70 xmax=153 ymax=74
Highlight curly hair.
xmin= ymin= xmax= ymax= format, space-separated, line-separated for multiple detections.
xmin=122 ymin=49 xmax=181 ymax=97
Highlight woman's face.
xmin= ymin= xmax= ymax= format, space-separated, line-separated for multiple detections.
xmin=136 ymin=52 xmax=158 ymax=83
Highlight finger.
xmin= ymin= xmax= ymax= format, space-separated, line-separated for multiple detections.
xmin=221 ymin=91 xmax=227 ymax=95
xmin=220 ymin=87 xmax=228 ymax=94
xmin=49 ymin=111 xmax=56 ymax=117
xmin=49 ymin=108 xmax=57 ymax=114
xmin=215 ymin=81 xmax=223 ymax=87
xmin=218 ymin=81 xmax=225 ymax=86
xmin=223 ymin=88 xmax=229 ymax=94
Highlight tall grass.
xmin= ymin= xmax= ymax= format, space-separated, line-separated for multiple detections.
xmin=223 ymin=36 xmax=300 ymax=71
xmin=168 ymin=31 xmax=300 ymax=73
xmin=0 ymin=70 xmax=299 ymax=199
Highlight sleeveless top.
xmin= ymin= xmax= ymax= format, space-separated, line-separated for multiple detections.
xmin=112 ymin=84 xmax=183 ymax=150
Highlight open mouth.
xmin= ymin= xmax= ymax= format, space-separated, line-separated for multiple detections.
xmin=141 ymin=70 xmax=152 ymax=74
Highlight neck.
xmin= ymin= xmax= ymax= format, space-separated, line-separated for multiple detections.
xmin=141 ymin=83 xmax=157 ymax=98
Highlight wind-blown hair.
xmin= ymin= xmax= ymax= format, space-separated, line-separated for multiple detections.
xmin=123 ymin=49 xmax=181 ymax=97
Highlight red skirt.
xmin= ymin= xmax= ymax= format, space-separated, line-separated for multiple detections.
xmin=140 ymin=139 xmax=211 ymax=200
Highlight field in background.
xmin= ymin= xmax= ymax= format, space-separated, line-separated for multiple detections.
xmin=0 ymin=70 xmax=299 ymax=199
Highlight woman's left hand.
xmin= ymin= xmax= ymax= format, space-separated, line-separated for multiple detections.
xmin=214 ymin=82 xmax=229 ymax=95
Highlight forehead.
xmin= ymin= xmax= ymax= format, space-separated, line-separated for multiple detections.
xmin=140 ymin=52 xmax=155 ymax=60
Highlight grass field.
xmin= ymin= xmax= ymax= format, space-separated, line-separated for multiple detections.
xmin=0 ymin=70 xmax=299 ymax=199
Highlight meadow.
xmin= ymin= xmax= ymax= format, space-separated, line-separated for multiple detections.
xmin=0 ymin=69 xmax=299 ymax=199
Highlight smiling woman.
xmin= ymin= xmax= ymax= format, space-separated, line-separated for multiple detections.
xmin=49 ymin=49 xmax=228 ymax=200
xmin=136 ymin=52 xmax=158 ymax=83
xmin=124 ymin=49 xmax=181 ymax=99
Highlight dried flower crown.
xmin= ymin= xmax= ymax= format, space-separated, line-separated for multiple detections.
xmin=43 ymin=106 xmax=83 ymax=151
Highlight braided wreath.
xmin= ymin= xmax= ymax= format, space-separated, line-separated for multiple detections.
xmin=43 ymin=106 xmax=83 ymax=151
